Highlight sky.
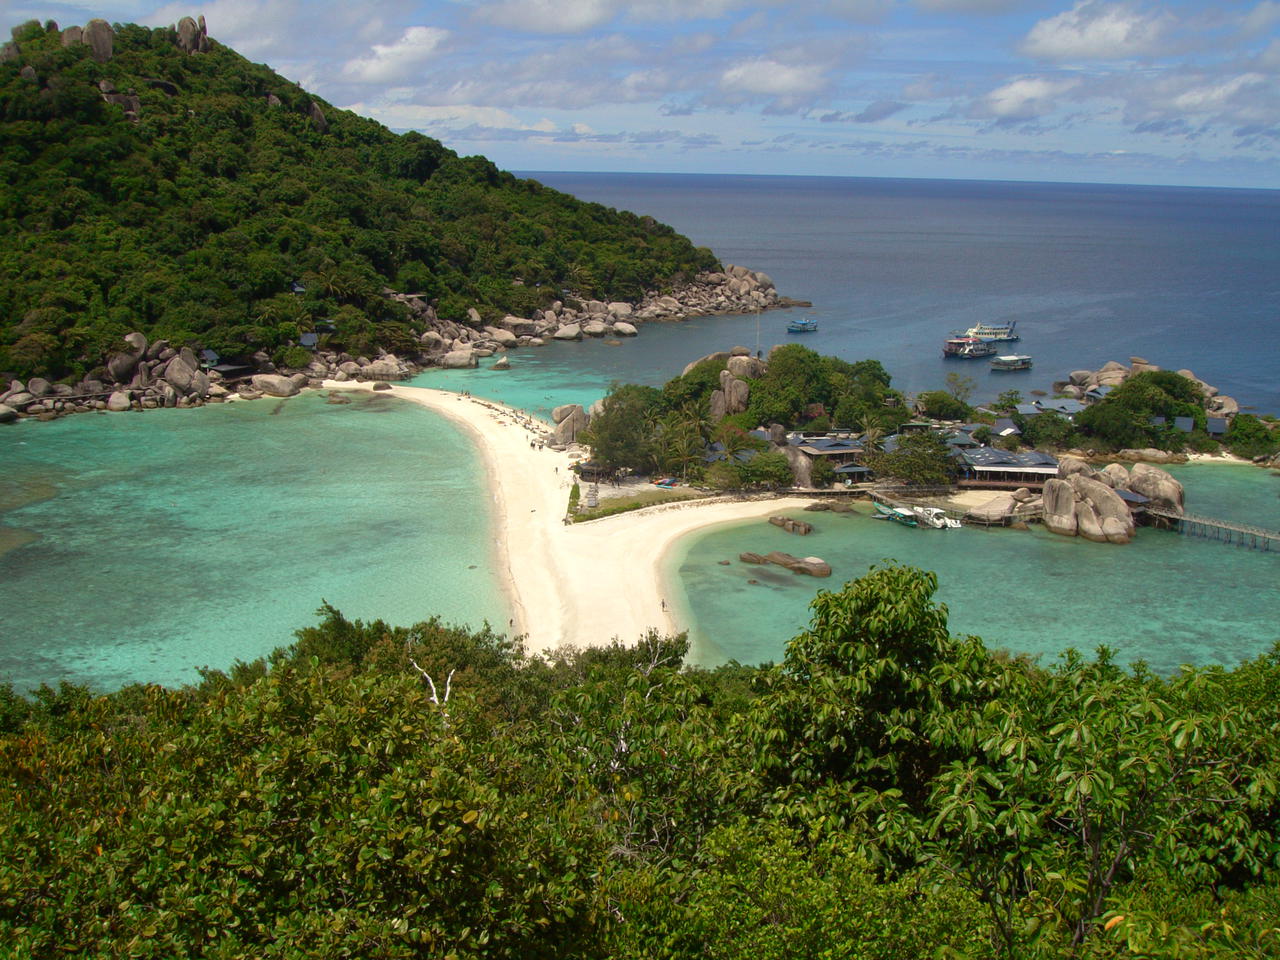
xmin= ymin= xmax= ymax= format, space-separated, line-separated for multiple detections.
xmin=5 ymin=0 xmax=1280 ymax=187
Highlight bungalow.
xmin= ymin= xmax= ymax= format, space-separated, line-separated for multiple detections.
xmin=1207 ymin=417 xmax=1229 ymax=437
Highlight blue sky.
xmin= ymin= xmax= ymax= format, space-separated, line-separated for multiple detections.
xmin=6 ymin=0 xmax=1280 ymax=187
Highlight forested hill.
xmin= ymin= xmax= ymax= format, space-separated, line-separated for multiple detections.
xmin=0 ymin=17 xmax=719 ymax=381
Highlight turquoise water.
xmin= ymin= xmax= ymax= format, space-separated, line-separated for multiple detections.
xmin=0 ymin=393 xmax=508 ymax=692
xmin=671 ymin=465 xmax=1280 ymax=675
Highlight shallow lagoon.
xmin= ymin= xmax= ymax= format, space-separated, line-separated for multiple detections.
xmin=0 ymin=393 xmax=508 ymax=692
xmin=670 ymin=463 xmax=1280 ymax=675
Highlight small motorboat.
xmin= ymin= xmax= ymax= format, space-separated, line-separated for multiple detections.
xmin=787 ymin=318 xmax=819 ymax=333
xmin=873 ymin=502 xmax=919 ymax=527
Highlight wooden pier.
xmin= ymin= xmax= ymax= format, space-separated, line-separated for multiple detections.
xmin=1148 ymin=508 xmax=1280 ymax=552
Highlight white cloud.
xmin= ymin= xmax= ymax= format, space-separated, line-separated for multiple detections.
xmin=342 ymin=26 xmax=449 ymax=84
xmin=343 ymin=102 xmax=535 ymax=131
xmin=720 ymin=58 xmax=826 ymax=96
xmin=1022 ymin=1 xmax=1176 ymax=61
xmin=474 ymin=0 xmax=617 ymax=33
xmin=974 ymin=76 xmax=1080 ymax=122
xmin=913 ymin=0 xmax=1023 ymax=14
xmin=1242 ymin=1 xmax=1280 ymax=37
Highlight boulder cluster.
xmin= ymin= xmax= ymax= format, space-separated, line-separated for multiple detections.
xmin=768 ymin=516 xmax=813 ymax=535
xmin=739 ymin=551 xmax=831 ymax=577
xmin=1056 ymin=356 xmax=1239 ymax=419
xmin=966 ymin=455 xmax=1185 ymax=545
xmin=396 ymin=265 xmax=797 ymax=372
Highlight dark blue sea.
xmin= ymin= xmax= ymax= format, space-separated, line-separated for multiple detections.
xmin=521 ymin=173 xmax=1280 ymax=414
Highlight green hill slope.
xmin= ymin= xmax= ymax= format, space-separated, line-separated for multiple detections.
xmin=0 ymin=18 xmax=719 ymax=380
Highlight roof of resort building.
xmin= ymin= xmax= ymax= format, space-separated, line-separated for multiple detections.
xmin=299 ymin=332 xmax=319 ymax=348
xmin=958 ymin=447 xmax=1059 ymax=473
xmin=1207 ymin=417 xmax=1228 ymax=435
xmin=1015 ymin=403 xmax=1042 ymax=417
xmin=1173 ymin=416 xmax=1196 ymax=432
xmin=795 ymin=437 xmax=863 ymax=456
xmin=1036 ymin=399 xmax=1087 ymax=417
xmin=834 ymin=463 xmax=873 ymax=475
xmin=993 ymin=418 xmax=1021 ymax=436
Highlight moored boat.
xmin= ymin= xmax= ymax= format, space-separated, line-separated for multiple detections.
xmin=787 ymin=318 xmax=818 ymax=333
xmin=912 ymin=506 xmax=962 ymax=528
xmin=873 ymin=502 xmax=919 ymax=526
xmin=943 ymin=336 xmax=997 ymax=358
xmin=954 ymin=320 xmax=1018 ymax=341
xmin=990 ymin=354 xmax=1033 ymax=371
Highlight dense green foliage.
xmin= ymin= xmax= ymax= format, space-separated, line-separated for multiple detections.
xmin=3 ymin=567 xmax=1279 ymax=958
xmin=864 ymin=430 xmax=957 ymax=485
xmin=0 ymin=21 xmax=718 ymax=378
xmin=1073 ymin=372 xmax=1207 ymax=451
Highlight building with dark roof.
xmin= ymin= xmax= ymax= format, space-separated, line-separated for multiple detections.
xmin=956 ymin=447 xmax=1059 ymax=487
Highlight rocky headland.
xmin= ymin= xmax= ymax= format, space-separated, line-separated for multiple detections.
xmin=0 ymin=268 xmax=803 ymax=424
xmin=1055 ymin=356 xmax=1240 ymax=419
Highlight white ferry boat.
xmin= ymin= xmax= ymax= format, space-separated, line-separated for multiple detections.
xmin=990 ymin=354 xmax=1033 ymax=371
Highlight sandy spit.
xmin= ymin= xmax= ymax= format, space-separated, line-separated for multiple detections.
xmin=323 ymin=381 xmax=813 ymax=653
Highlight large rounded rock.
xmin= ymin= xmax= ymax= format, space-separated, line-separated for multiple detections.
xmin=1042 ymin=478 xmax=1078 ymax=537
xmin=361 ymin=358 xmax=404 ymax=380
xmin=582 ymin=320 xmax=609 ymax=337
xmin=727 ymin=355 xmax=766 ymax=379
xmin=612 ymin=321 xmax=638 ymax=337
xmin=439 ymin=349 xmax=477 ymax=369
xmin=251 ymin=374 xmax=301 ymax=398
xmin=1057 ymin=455 xmax=1095 ymax=480
xmin=1076 ymin=501 xmax=1108 ymax=542
xmin=553 ymin=323 xmax=583 ymax=341
xmin=1129 ymin=462 xmax=1184 ymax=514
xmin=84 ymin=18 xmax=113 ymax=61
xmin=1069 ymin=473 xmax=1135 ymax=540
xmin=106 ymin=390 xmax=132 ymax=412
xmin=1101 ymin=517 xmax=1131 ymax=544
xmin=1098 ymin=463 xmax=1131 ymax=489
xmin=553 ymin=405 xmax=589 ymax=444
xmin=725 ymin=377 xmax=750 ymax=415
xmin=0 ymin=403 xmax=17 ymax=423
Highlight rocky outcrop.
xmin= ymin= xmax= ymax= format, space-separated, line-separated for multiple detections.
xmin=83 ymin=19 xmax=113 ymax=61
xmin=768 ymin=516 xmax=813 ymax=535
xmin=106 ymin=390 xmax=132 ymax=412
xmin=1042 ymin=478 xmax=1079 ymax=537
xmin=764 ymin=551 xmax=831 ymax=577
xmin=0 ymin=404 xmax=18 ymax=423
xmin=176 ymin=15 xmax=210 ymax=54
xmin=1058 ymin=357 xmax=1239 ymax=437
xmin=552 ymin=404 xmax=589 ymax=444
xmin=308 ymin=100 xmax=328 ymax=133
xmin=251 ymin=374 xmax=301 ymax=398
xmin=1129 ymin=462 xmax=1185 ymax=514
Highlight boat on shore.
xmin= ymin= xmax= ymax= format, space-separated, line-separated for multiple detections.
xmin=787 ymin=318 xmax=818 ymax=333
xmin=990 ymin=354 xmax=1033 ymax=371
xmin=873 ymin=502 xmax=919 ymax=526
xmin=943 ymin=336 xmax=997 ymax=358
xmin=952 ymin=320 xmax=1019 ymax=341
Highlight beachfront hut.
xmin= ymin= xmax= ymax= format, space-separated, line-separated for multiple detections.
xmin=1207 ymin=417 xmax=1228 ymax=437
xmin=1173 ymin=416 xmax=1196 ymax=433
xmin=834 ymin=463 xmax=873 ymax=481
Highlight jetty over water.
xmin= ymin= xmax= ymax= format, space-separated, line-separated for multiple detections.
xmin=1148 ymin=508 xmax=1280 ymax=553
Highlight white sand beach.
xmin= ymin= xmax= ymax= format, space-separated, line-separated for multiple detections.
xmin=324 ymin=381 xmax=814 ymax=653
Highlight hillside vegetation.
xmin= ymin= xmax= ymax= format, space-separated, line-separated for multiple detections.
xmin=0 ymin=18 xmax=718 ymax=380
xmin=2 ymin=565 xmax=1279 ymax=957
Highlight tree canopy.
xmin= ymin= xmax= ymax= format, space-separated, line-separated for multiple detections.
xmin=4 ymin=566 xmax=1279 ymax=958
xmin=0 ymin=21 xmax=719 ymax=379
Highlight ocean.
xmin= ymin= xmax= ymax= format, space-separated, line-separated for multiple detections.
xmin=2 ymin=173 xmax=1278 ymax=690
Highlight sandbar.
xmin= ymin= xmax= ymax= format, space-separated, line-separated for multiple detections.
xmin=324 ymin=381 xmax=813 ymax=653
